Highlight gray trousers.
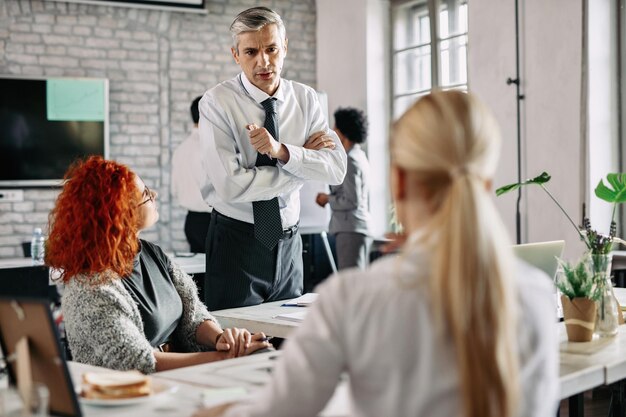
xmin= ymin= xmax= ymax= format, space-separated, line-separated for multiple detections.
xmin=335 ymin=232 xmax=371 ymax=270
xmin=205 ymin=211 xmax=303 ymax=310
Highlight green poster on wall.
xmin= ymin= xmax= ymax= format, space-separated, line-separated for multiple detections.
xmin=46 ymin=79 xmax=106 ymax=121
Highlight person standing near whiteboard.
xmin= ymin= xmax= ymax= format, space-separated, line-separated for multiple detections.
xmin=198 ymin=7 xmax=347 ymax=310
xmin=171 ymin=96 xmax=213 ymax=253
xmin=316 ymin=107 xmax=372 ymax=270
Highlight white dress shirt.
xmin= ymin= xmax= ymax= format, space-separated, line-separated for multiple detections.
xmin=222 ymin=242 xmax=559 ymax=417
xmin=171 ymin=127 xmax=213 ymax=213
xmin=199 ymin=73 xmax=347 ymax=228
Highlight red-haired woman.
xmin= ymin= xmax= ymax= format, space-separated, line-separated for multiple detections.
xmin=46 ymin=156 xmax=270 ymax=374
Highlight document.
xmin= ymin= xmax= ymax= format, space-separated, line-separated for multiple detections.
xmin=282 ymin=293 xmax=318 ymax=307
xmin=274 ymin=310 xmax=308 ymax=322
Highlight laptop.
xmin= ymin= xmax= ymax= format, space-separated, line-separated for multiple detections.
xmin=512 ymin=240 xmax=565 ymax=280
xmin=513 ymin=240 xmax=566 ymax=320
xmin=0 ymin=297 xmax=82 ymax=416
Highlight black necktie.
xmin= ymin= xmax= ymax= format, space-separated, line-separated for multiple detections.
xmin=253 ymin=98 xmax=283 ymax=250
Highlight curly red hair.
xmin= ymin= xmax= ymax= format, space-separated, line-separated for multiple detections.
xmin=46 ymin=156 xmax=142 ymax=284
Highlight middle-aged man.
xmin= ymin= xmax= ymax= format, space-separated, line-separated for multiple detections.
xmin=199 ymin=7 xmax=347 ymax=310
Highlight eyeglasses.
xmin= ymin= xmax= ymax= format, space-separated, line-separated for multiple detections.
xmin=138 ymin=185 xmax=155 ymax=207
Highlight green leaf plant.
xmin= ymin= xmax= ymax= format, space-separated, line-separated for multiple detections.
xmin=555 ymin=255 xmax=599 ymax=301
xmin=496 ymin=172 xmax=626 ymax=254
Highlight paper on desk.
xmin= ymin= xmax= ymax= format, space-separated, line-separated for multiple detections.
xmin=288 ymin=293 xmax=318 ymax=306
xmin=201 ymin=387 xmax=248 ymax=407
xmin=559 ymin=336 xmax=615 ymax=355
xmin=615 ymin=287 xmax=626 ymax=311
xmin=274 ymin=310 xmax=308 ymax=322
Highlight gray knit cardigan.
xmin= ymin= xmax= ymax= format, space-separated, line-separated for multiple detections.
xmin=61 ymin=253 xmax=217 ymax=374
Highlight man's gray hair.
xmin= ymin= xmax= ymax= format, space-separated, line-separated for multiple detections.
xmin=230 ymin=7 xmax=287 ymax=51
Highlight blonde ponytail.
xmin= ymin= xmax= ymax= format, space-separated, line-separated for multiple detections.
xmin=392 ymin=91 xmax=520 ymax=417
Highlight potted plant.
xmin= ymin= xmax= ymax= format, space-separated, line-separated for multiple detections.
xmin=497 ymin=172 xmax=626 ymax=337
xmin=556 ymin=255 xmax=598 ymax=341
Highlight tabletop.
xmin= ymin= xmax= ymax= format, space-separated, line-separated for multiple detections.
xmin=65 ymin=353 xmax=350 ymax=417
xmin=212 ymin=300 xmax=304 ymax=339
xmin=0 ymin=253 xmax=206 ymax=276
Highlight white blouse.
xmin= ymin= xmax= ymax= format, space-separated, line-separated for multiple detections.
xmin=198 ymin=73 xmax=347 ymax=228
xmin=223 ymin=245 xmax=559 ymax=417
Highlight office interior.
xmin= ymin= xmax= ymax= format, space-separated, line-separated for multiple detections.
xmin=0 ymin=0 xmax=621 ymax=265
xmin=0 ymin=0 xmax=625 ymax=415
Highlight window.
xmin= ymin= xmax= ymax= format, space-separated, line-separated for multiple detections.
xmin=392 ymin=0 xmax=469 ymax=119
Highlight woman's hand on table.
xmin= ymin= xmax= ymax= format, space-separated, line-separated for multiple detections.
xmin=215 ymin=328 xmax=271 ymax=358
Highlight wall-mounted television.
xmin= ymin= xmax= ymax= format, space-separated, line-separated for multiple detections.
xmin=0 ymin=76 xmax=109 ymax=187
xmin=46 ymin=0 xmax=206 ymax=13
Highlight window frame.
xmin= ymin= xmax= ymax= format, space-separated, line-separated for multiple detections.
xmin=391 ymin=0 xmax=468 ymax=119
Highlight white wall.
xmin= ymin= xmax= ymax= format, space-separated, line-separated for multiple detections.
xmin=317 ymin=0 xmax=618 ymax=257
xmin=470 ymin=0 xmax=589 ymax=259
xmin=588 ymin=0 xmax=619 ymax=235
xmin=317 ymin=0 xmax=390 ymax=237
xmin=0 ymin=0 xmax=318 ymax=257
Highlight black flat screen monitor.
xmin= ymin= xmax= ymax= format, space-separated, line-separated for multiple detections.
xmin=0 ymin=76 xmax=109 ymax=187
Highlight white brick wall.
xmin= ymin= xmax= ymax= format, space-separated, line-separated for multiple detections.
xmin=0 ymin=0 xmax=317 ymax=257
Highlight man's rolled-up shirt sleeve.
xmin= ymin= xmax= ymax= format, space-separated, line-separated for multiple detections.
xmin=199 ymin=94 xmax=303 ymax=204
xmin=281 ymin=90 xmax=347 ymax=185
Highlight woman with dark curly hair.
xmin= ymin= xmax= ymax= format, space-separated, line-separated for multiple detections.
xmin=47 ymin=156 xmax=270 ymax=374
xmin=316 ymin=107 xmax=372 ymax=270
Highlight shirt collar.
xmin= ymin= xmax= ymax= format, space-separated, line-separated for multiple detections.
xmin=239 ymin=72 xmax=285 ymax=104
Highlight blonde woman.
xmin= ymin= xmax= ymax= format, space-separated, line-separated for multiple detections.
xmin=194 ymin=91 xmax=559 ymax=417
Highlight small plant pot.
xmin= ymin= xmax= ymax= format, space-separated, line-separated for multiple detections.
xmin=561 ymin=295 xmax=597 ymax=342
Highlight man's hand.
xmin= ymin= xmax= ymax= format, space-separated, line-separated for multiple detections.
xmin=316 ymin=193 xmax=329 ymax=207
xmin=247 ymin=124 xmax=289 ymax=161
xmin=304 ymin=131 xmax=336 ymax=151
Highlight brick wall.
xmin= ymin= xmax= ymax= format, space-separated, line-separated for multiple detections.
xmin=0 ymin=0 xmax=317 ymax=258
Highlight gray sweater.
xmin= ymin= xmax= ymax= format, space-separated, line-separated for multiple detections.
xmin=62 ymin=255 xmax=217 ymax=374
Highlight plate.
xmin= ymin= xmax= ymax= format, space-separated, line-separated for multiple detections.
xmin=79 ymin=381 xmax=179 ymax=407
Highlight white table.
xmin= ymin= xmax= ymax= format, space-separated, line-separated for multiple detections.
xmin=212 ymin=295 xmax=626 ymax=406
xmin=212 ymin=300 xmax=302 ymax=338
xmin=558 ymin=313 xmax=626 ymax=416
xmin=170 ymin=253 xmax=206 ymax=275
xmin=0 ymin=253 xmax=206 ymax=276
xmin=67 ymin=362 xmax=211 ymax=417
xmin=155 ymin=351 xmax=350 ymax=416
xmin=65 ymin=354 xmax=350 ymax=417
xmin=0 ymin=258 xmax=34 ymax=269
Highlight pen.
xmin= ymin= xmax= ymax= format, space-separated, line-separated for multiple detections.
xmin=251 ymin=334 xmax=273 ymax=343
xmin=280 ymin=303 xmax=304 ymax=307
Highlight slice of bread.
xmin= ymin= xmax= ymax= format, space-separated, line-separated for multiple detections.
xmin=81 ymin=371 xmax=151 ymax=399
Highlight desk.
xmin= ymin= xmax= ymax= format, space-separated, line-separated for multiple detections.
xmin=154 ymin=351 xmax=350 ymax=416
xmin=67 ymin=362 xmax=209 ymax=416
xmin=0 ymin=258 xmax=34 ymax=269
xmin=212 ymin=297 xmax=622 ymax=410
xmin=170 ymin=253 xmax=206 ymax=275
xmin=0 ymin=254 xmax=206 ymax=276
xmin=212 ymin=300 xmax=300 ymax=338
xmin=65 ymin=354 xmax=350 ymax=417
xmin=558 ymin=321 xmax=626 ymax=416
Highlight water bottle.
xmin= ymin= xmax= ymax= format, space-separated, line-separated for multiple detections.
xmin=31 ymin=227 xmax=45 ymax=264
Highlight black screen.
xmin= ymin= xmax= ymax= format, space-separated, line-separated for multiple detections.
xmin=0 ymin=77 xmax=106 ymax=186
